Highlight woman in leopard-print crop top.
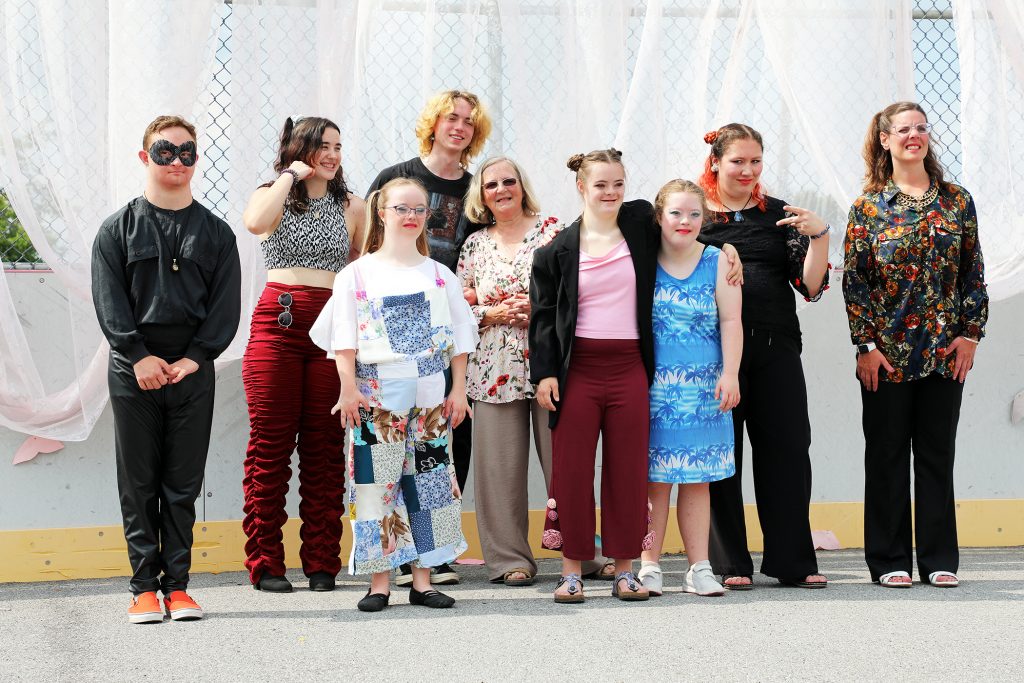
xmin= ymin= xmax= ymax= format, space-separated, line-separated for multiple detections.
xmin=239 ymin=116 xmax=366 ymax=595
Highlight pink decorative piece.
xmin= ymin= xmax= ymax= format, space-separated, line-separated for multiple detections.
xmin=546 ymin=498 xmax=557 ymax=509
xmin=455 ymin=558 xmax=485 ymax=565
xmin=811 ymin=530 xmax=841 ymax=551
xmin=12 ymin=436 xmax=64 ymax=465
xmin=641 ymin=530 xmax=655 ymax=551
xmin=542 ymin=529 xmax=563 ymax=550
xmin=546 ymin=509 xmax=558 ymax=521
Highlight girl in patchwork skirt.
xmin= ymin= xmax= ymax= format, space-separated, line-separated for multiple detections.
xmin=637 ymin=180 xmax=743 ymax=597
xmin=310 ymin=177 xmax=478 ymax=612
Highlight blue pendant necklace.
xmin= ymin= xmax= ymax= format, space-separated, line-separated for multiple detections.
xmin=720 ymin=193 xmax=752 ymax=222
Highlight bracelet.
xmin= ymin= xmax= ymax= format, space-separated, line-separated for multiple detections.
xmin=280 ymin=168 xmax=300 ymax=183
xmin=810 ymin=223 xmax=831 ymax=240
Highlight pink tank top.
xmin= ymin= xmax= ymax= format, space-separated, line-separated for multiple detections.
xmin=576 ymin=239 xmax=639 ymax=339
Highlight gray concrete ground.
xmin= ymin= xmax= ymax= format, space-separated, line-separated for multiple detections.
xmin=1 ymin=548 xmax=1022 ymax=682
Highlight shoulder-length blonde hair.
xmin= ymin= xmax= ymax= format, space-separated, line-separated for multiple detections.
xmin=464 ymin=156 xmax=541 ymax=224
xmin=363 ymin=178 xmax=430 ymax=257
xmin=415 ymin=90 xmax=492 ymax=168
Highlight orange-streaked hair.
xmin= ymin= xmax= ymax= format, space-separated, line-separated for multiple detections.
xmin=699 ymin=123 xmax=767 ymax=212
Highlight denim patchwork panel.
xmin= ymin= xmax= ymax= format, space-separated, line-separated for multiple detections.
xmin=381 ymin=292 xmax=430 ymax=355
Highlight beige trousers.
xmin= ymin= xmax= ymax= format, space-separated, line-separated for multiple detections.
xmin=473 ymin=399 xmax=605 ymax=581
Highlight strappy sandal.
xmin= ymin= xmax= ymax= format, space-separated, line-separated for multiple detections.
xmin=878 ymin=570 xmax=912 ymax=588
xmin=611 ymin=571 xmax=650 ymax=601
xmin=554 ymin=573 xmax=585 ymax=604
xmin=928 ymin=571 xmax=959 ymax=588
xmin=502 ymin=568 xmax=536 ymax=587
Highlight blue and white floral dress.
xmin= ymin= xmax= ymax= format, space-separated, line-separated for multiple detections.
xmin=648 ymin=246 xmax=735 ymax=484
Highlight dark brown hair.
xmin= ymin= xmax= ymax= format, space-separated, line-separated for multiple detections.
xmin=142 ymin=115 xmax=196 ymax=149
xmin=267 ymin=116 xmax=351 ymax=213
xmin=862 ymin=101 xmax=952 ymax=193
xmin=698 ymin=123 xmax=767 ymax=212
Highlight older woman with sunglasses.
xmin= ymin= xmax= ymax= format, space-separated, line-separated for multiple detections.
xmin=457 ymin=157 xmax=611 ymax=585
xmin=240 ymin=116 xmax=365 ymax=594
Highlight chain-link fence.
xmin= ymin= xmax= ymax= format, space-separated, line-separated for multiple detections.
xmin=1 ymin=0 xmax=960 ymax=269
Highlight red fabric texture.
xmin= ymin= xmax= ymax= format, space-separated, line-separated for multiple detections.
xmin=548 ymin=337 xmax=650 ymax=560
xmin=242 ymin=284 xmax=345 ymax=583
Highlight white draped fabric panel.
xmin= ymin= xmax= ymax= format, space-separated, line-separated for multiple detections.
xmin=0 ymin=0 xmax=1020 ymax=447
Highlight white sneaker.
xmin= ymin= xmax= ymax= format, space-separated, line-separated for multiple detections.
xmin=637 ymin=561 xmax=663 ymax=596
xmin=684 ymin=560 xmax=725 ymax=596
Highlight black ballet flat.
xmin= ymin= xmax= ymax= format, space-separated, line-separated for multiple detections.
xmin=409 ymin=587 xmax=455 ymax=608
xmin=357 ymin=591 xmax=390 ymax=612
xmin=253 ymin=574 xmax=293 ymax=593
xmin=308 ymin=572 xmax=336 ymax=592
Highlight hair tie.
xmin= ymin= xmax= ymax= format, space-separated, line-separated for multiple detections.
xmin=703 ymin=130 xmax=718 ymax=145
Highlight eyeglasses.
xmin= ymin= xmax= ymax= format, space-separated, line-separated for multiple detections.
xmin=277 ymin=292 xmax=293 ymax=328
xmin=889 ymin=123 xmax=932 ymax=137
xmin=386 ymin=205 xmax=430 ymax=218
xmin=483 ymin=177 xmax=518 ymax=191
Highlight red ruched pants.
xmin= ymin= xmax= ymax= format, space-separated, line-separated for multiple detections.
xmin=242 ymin=284 xmax=345 ymax=583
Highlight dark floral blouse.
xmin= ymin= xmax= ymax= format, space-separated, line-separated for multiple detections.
xmin=842 ymin=179 xmax=988 ymax=383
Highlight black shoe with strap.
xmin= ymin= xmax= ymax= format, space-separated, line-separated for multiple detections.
xmin=409 ymin=587 xmax=455 ymax=608
xmin=357 ymin=591 xmax=390 ymax=612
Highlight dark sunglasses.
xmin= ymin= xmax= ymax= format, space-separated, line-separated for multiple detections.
xmin=483 ymin=177 xmax=518 ymax=191
xmin=277 ymin=292 xmax=293 ymax=328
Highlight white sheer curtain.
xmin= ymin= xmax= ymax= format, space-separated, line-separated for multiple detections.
xmin=1 ymin=0 xmax=1021 ymax=453
xmin=953 ymin=0 xmax=1024 ymax=302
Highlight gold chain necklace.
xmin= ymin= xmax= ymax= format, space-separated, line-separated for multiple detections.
xmin=895 ymin=184 xmax=938 ymax=212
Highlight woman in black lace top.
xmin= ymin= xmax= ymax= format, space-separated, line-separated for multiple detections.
xmin=698 ymin=123 xmax=831 ymax=590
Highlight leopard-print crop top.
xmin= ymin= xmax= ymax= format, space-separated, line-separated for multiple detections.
xmin=260 ymin=193 xmax=350 ymax=272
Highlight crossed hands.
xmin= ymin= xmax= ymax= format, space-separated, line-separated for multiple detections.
xmin=133 ymin=355 xmax=199 ymax=390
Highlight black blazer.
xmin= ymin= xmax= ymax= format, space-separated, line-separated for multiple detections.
xmin=529 ymin=199 xmax=658 ymax=427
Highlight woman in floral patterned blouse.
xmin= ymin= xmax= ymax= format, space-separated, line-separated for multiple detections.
xmin=458 ymin=157 xmax=609 ymax=586
xmin=844 ymin=101 xmax=988 ymax=589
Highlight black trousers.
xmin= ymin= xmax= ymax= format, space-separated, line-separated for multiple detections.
xmin=861 ymin=374 xmax=963 ymax=581
xmin=709 ymin=328 xmax=819 ymax=580
xmin=452 ymin=411 xmax=472 ymax=493
xmin=108 ymin=351 xmax=215 ymax=595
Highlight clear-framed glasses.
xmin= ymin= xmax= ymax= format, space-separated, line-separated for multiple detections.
xmin=889 ymin=123 xmax=932 ymax=137
xmin=483 ymin=177 xmax=518 ymax=191
xmin=386 ymin=205 xmax=429 ymax=218
xmin=277 ymin=292 xmax=293 ymax=328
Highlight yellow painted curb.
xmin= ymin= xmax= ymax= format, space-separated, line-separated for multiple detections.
xmin=1 ymin=500 xmax=1021 ymax=583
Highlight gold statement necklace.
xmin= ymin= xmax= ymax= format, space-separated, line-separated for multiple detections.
xmin=895 ymin=183 xmax=938 ymax=212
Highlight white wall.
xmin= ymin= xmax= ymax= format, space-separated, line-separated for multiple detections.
xmin=1 ymin=270 xmax=1021 ymax=531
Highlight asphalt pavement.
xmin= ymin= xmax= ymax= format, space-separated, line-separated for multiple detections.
xmin=1 ymin=548 xmax=1022 ymax=681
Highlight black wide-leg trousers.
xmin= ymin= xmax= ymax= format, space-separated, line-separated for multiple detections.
xmin=708 ymin=328 xmax=819 ymax=580
xmin=108 ymin=352 xmax=215 ymax=595
xmin=861 ymin=373 xmax=963 ymax=581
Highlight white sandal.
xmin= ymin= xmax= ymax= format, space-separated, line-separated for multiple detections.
xmin=928 ymin=571 xmax=960 ymax=588
xmin=878 ymin=570 xmax=912 ymax=588
xmin=637 ymin=561 xmax=663 ymax=597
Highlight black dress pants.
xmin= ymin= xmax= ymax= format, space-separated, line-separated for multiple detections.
xmin=861 ymin=373 xmax=963 ymax=581
xmin=108 ymin=352 xmax=215 ymax=595
xmin=709 ymin=328 xmax=819 ymax=580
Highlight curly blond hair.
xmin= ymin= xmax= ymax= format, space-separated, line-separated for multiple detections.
xmin=415 ymin=90 xmax=492 ymax=168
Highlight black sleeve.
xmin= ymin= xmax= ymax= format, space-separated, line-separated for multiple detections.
xmin=528 ymin=243 xmax=560 ymax=384
xmin=91 ymin=219 xmax=150 ymax=363
xmin=185 ymin=221 xmax=242 ymax=363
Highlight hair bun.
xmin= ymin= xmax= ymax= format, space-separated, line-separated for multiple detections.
xmin=566 ymin=153 xmax=585 ymax=172
xmin=608 ymin=147 xmax=623 ymax=161
xmin=703 ymin=130 xmax=718 ymax=144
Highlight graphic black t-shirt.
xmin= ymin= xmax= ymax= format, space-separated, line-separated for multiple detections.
xmin=366 ymin=157 xmax=472 ymax=272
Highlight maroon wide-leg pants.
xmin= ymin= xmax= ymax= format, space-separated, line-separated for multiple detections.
xmin=242 ymin=284 xmax=345 ymax=583
xmin=550 ymin=337 xmax=649 ymax=561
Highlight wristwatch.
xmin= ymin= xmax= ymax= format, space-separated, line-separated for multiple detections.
xmin=856 ymin=342 xmax=877 ymax=355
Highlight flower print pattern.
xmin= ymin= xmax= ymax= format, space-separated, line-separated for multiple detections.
xmin=843 ymin=180 xmax=988 ymax=382
xmin=457 ymin=217 xmax=562 ymax=403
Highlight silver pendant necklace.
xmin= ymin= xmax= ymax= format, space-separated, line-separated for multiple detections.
xmin=720 ymin=193 xmax=753 ymax=222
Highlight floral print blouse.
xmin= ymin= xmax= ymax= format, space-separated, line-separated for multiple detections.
xmin=842 ymin=179 xmax=988 ymax=383
xmin=457 ymin=217 xmax=561 ymax=403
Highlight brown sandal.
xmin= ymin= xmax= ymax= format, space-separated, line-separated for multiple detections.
xmin=502 ymin=568 xmax=536 ymax=586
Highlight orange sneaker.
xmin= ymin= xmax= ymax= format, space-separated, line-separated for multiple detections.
xmin=163 ymin=590 xmax=204 ymax=621
xmin=127 ymin=591 xmax=164 ymax=624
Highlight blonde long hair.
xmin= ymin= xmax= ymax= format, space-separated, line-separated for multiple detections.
xmin=363 ymin=178 xmax=430 ymax=256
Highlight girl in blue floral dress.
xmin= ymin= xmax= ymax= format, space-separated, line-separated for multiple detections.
xmin=638 ymin=180 xmax=742 ymax=597
xmin=310 ymin=177 xmax=478 ymax=612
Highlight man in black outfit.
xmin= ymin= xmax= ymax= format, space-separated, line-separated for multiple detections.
xmin=366 ymin=90 xmax=492 ymax=586
xmin=92 ymin=115 xmax=240 ymax=623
